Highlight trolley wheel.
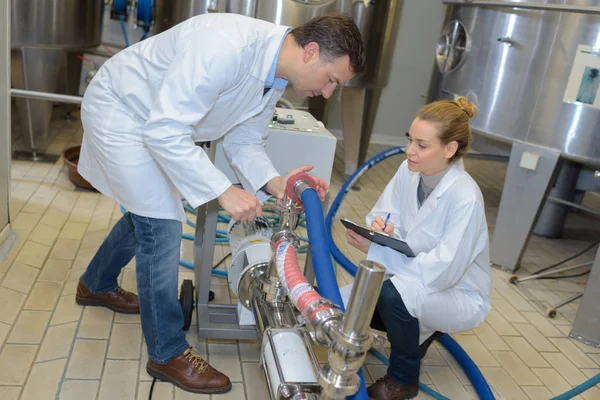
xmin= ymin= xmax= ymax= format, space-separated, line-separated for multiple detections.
xmin=509 ymin=275 xmax=518 ymax=284
xmin=180 ymin=280 xmax=194 ymax=331
xmin=209 ymin=290 xmax=215 ymax=302
xmin=547 ymin=308 xmax=557 ymax=319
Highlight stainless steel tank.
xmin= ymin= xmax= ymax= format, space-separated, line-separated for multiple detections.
xmin=11 ymin=0 xmax=104 ymax=158
xmin=154 ymin=0 xmax=256 ymax=32
xmin=429 ymin=0 xmax=600 ymax=168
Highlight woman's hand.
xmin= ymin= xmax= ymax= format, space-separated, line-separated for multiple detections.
xmin=345 ymin=229 xmax=371 ymax=254
xmin=371 ymin=216 xmax=394 ymax=235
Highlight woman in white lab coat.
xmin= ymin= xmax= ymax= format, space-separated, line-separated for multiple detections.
xmin=345 ymin=97 xmax=492 ymax=400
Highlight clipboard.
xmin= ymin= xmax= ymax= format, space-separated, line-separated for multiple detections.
xmin=341 ymin=218 xmax=416 ymax=257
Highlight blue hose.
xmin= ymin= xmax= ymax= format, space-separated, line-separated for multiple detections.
xmin=118 ymin=15 xmax=130 ymax=47
xmin=438 ymin=335 xmax=495 ymax=399
xmin=301 ymin=187 xmax=369 ymax=400
xmin=551 ymin=374 xmax=600 ymax=400
xmin=301 ymin=188 xmax=344 ymax=308
xmin=325 ymin=146 xmax=406 ymax=276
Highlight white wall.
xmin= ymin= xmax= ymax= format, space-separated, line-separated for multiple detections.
xmin=325 ymin=0 xmax=448 ymax=146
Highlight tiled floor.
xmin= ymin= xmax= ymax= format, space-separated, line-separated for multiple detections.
xmin=1 ymin=111 xmax=600 ymax=399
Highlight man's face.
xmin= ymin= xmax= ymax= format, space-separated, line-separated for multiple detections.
xmin=289 ymin=43 xmax=355 ymax=99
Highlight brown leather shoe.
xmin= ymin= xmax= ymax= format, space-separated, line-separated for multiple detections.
xmin=75 ymin=279 xmax=140 ymax=314
xmin=146 ymin=347 xmax=232 ymax=394
xmin=367 ymin=375 xmax=419 ymax=400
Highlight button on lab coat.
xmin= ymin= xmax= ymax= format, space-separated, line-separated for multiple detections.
xmin=78 ymin=14 xmax=290 ymax=222
xmin=341 ymin=160 xmax=492 ymax=344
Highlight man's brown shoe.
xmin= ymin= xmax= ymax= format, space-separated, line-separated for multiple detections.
xmin=367 ymin=375 xmax=419 ymax=400
xmin=146 ymin=347 xmax=232 ymax=394
xmin=75 ymin=279 xmax=140 ymax=314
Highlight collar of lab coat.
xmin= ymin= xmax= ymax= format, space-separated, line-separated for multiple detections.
xmin=251 ymin=25 xmax=292 ymax=93
xmin=407 ymin=159 xmax=466 ymax=228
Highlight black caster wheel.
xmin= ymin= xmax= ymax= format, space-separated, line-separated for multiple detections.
xmin=180 ymin=279 xmax=194 ymax=331
xmin=547 ymin=308 xmax=557 ymax=319
xmin=209 ymin=290 xmax=215 ymax=302
xmin=509 ymin=275 xmax=518 ymax=284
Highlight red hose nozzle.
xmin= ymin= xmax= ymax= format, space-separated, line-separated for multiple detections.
xmin=285 ymin=172 xmax=316 ymax=204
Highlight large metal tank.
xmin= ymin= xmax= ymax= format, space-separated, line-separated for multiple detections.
xmin=429 ymin=0 xmax=600 ymax=272
xmin=11 ymin=0 xmax=104 ymax=158
xmin=429 ymin=0 xmax=600 ymax=168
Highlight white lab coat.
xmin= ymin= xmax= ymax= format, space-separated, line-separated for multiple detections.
xmin=341 ymin=159 xmax=492 ymax=344
xmin=78 ymin=14 xmax=291 ymax=223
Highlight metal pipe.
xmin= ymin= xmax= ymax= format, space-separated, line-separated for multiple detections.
xmin=341 ymin=260 xmax=386 ymax=339
xmin=547 ymin=196 xmax=600 ymax=217
xmin=10 ymin=88 xmax=83 ymax=104
xmin=442 ymin=0 xmax=600 ymax=15
xmin=319 ymin=260 xmax=386 ymax=400
xmin=516 ymin=262 xmax=592 ymax=282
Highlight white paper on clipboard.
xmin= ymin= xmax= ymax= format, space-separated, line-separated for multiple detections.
xmin=563 ymin=45 xmax=600 ymax=109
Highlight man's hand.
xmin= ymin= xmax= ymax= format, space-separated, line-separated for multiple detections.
xmin=217 ymin=186 xmax=263 ymax=222
xmin=266 ymin=165 xmax=329 ymax=202
xmin=345 ymin=229 xmax=371 ymax=254
xmin=371 ymin=216 xmax=394 ymax=235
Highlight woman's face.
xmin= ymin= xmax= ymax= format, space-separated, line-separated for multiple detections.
xmin=405 ymin=118 xmax=457 ymax=175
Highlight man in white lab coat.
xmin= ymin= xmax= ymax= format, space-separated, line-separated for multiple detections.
xmin=75 ymin=13 xmax=365 ymax=394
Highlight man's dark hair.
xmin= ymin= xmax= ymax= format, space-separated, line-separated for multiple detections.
xmin=291 ymin=14 xmax=366 ymax=74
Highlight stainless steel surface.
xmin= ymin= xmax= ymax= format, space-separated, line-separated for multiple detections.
xmin=251 ymin=285 xmax=298 ymax=335
xmin=340 ymin=260 xmax=386 ymax=339
xmin=429 ymin=0 xmax=600 ymax=167
xmin=237 ymin=263 xmax=269 ymax=308
xmin=11 ymin=0 xmax=103 ymax=155
xmin=443 ymin=0 xmax=600 ymax=15
xmin=10 ymin=89 xmax=84 ymax=104
xmin=262 ymin=328 xmax=322 ymax=399
xmin=534 ymin=160 xmax=582 ymax=238
xmin=1 ymin=0 xmax=10 ymax=237
xmin=341 ymin=87 xmax=366 ymax=175
xmin=11 ymin=0 xmax=104 ymax=50
xmin=339 ymin=0 xmax=402 ymax=174
xmin=490 ymin=142 xmax=561 ymax=272
xmin=319 ymin=260 xmax=386 ymax=400
xmin=516 ymin=262 xmax=592 ymax=282
xmin=436 ymin=20 xmax=470 ymax=74
xmin=546 ymin=195 xmax=600 ymax=217
xmin=11 ymin=48 xmax=64 ymax=154
xmin=570 ymin=245 xmax=600 ymax=348
xmin=254 ymin=0 xmax=336 ymax=27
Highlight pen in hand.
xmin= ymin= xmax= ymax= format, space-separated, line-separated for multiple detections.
xmin=382 ymin=213 xmax=390 ymax=232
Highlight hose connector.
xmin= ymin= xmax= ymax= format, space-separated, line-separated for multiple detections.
xmin=286 ymin=172 xmax=316 ymax=205
xmin=318 ymin=260 xmax=386 ymax=400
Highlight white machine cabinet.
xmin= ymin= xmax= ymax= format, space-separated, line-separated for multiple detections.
xmin=214 ymin=108 xmax=337 ymax=187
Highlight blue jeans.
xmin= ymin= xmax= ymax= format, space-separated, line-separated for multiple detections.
xmin=371 ymin=280 xmax=421 ymax=385
xmin=81 ymin=212 xmax=189 ymax=364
